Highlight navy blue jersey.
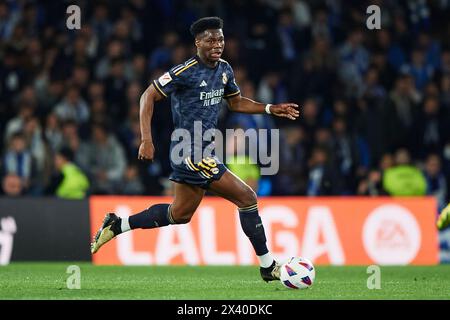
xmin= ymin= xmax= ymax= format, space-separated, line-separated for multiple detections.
xmin=153 ymin=55 xmax=240 ymax=163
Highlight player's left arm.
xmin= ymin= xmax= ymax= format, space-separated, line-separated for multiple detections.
xmin=226 ymin=94 xmax=300 ymax=120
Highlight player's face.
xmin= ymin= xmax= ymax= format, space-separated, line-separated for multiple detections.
xmin=196 ymin=29 xmax=224 ymax=62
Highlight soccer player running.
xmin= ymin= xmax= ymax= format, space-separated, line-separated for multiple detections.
xmin=91 ymin=17 xmax=299 ymax=282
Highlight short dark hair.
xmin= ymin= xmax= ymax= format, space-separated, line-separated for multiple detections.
xmin=91 ymin=120 xmax=109 ymax=134
xmin=10 ymin=131 xmax=25 ymax=141
xmin=57 ymin=147 xmax=74 ymax=162
xmin=190 ymin=17 xmax=223 ymax=37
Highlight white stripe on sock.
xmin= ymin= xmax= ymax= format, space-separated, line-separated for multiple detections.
xmin=120 ymin=217 xmax=131 ymax=233
xmin=258 ymin=252 xmax=274 ymax=268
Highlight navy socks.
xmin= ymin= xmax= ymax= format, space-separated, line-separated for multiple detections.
xmin=128 ymin=204 xmax=173 ymax=229
xmin=238 ymin=204 xmax=269 ymax=256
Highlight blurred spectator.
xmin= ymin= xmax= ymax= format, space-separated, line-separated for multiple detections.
xmin=127 ymin=54 xmax=147 ymax=84
xmin=330 ymin=117 xmax=370 ymax=193
xmin=274 ymin=126 xmax=307 ymax=195
xmin=407 ymin=0 xmax=431 ymax=33
xmin=382 ymin=148 xmax=427 ymax=196
xmin=60 ymin=120 xmax=89 ymax=167
xmin=310 ymin=7 xmax=332 ymax=43
xmin=170 ymin=43 xmax=190 ymax=66
xmin=19 ymin=85 xmax=39 ymax=111
xmin=417 ymin=31 xmax=441 ymax=69
xmin=400 ymin=48 xmax=435 ymax=91
xmin=245 ymin=11 xmax=281 ymax=82
xmin=374 ymin=29 xmax=406 ymax=72
xmin=79 ymin=25 xmax=100 ymax=59
xmin=126 ymin=81 xmax=142 ymax=109
xmin=382 ymin=74 xmax=421 ymax=152
xmin=4 ymin=103 xmax=34 ymax=143
xmin=71 ymin=64 xmax=91 ymax=96
xmin=81 ymin=122 xmax=127 ymax=194
xmin=314 ymin=127 xmax=333 ymax=151
xmin=276 ymin=8 xmax=301 ymax=65
xmin=9 ymin=22 xmax=27 ymax=53
xmin=149 ymin=31 xmax=179 ymax=71
xmin=121 ymin=163 xmax=145 ymax=195
xmin=306 ymin=146 xmax=342 ymax=196
xmin=121 ymin=5 xmax=143 ymax=45
xmin=35 ymin=77 xmax=65 ymax=116
xmin=65 ymin=36 xmax=94 ymax=73
xmin=413 ymin=96 xmax=449 ymax=158
xmin=441 ymin=75 xmax=450 ymax=110
xmin=338 ymin=29 xmax=370 ymax=97
xmin=379 ymin=152 xmax=395 ymax=172
xmin=440 ymin=49 xmax=450 ymax=75
xmin=0 ymin=47 xmax=26 ymax=109
xmin=257 ymin=71 xmax=288 ymax=105
xmin=119 ymin=104 xmax=141 ymax=160
xmin=90 ymin=3 xmax=113 ymax=49
xmin=360 ymin=67 xmax=386 ymax=102
xmin=290 ymin=37 xmax=337 ymax=103
xmin=89 ymin=97 xmax=110 ymax=125
xmin=357 ymin=169 xmax=385 ymax=196
xmin=44 ymin=113 xmax=63 ymax=152
xmin=286 ymin=0 xmax=311 ymax=29
xmin=222 ymin=36 xmax=242 ymax=66
xmin=1 ymin=132 xmax=35 ymax=192
xmin=53 ymin=86 xmax=90 ymax=125
xmin=0 ymin=1 xmax=19 ymax=40
xmin=21 ymin=2 xmax=40 ymax=37
xmin=112 ymin=19 xmax=134 ymax=56
xmin=371 ymin=49 xmax=396 ymax=91
xmin=1 ymin=174 xmax=24 ymax=196
xmin=95 ymin=39 xmax=127 ymax=80
xmin=46 ymin=147 xmax=90 ymax=199
xmin=22 ymin=116 xmax=49 ymax=192
xmin=298 ymin=98 xmax=322 ymax=148
xmin=105 ymin=58 xmax=128 ymax=120
xmin=87 ymin=81 xmax=105 ymax=102
xmin=423 ymin=154 xmax=447 ymax=211
xmin=392 ymin=14 xmax=411 ymax=54
xmin=355 ymin=97 xmax=384 ymax=166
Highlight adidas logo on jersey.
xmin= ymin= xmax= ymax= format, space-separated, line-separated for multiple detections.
xmin=199 ymin=80 xmax=207 ymax=87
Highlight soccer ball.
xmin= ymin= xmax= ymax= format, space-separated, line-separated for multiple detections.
xmin=279 ymin=257 xmax=316 ymax=289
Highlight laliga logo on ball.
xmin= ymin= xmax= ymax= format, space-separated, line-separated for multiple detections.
xmin=279 ymin=257 xmax=316 ymax=289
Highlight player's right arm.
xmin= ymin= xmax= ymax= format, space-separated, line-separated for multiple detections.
xmin=138 ymin=83 xmax=164 ymax=162
xmin=138 ymin=67 xmax=182 ymax=161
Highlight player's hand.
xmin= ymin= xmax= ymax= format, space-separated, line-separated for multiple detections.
xmin=270 ymin=103 xmax=300 ymax=120
xmin=138 ymin=139 xmax=155 ymax=162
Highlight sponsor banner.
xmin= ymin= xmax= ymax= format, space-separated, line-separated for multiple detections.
xmin=90 ymin=196 xmax=439 ymax=266
xmin=0 ymin=198 xmax=91 ymax=264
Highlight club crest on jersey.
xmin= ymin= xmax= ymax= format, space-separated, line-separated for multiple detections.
xmin=222 ymin=72 xmax=228 ymax=85
xmin=158 ymin=72 xmax=172 ymax=86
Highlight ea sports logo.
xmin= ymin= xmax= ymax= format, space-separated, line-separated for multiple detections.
xmin=362 ymin=204 xmax=421 ymax=265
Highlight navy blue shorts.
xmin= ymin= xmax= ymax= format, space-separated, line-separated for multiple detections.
xmin=169 ymin=156 xmax=227 ymax=189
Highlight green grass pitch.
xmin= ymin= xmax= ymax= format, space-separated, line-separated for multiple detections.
xmin=0 ymin=263 xmax=449 ymax=300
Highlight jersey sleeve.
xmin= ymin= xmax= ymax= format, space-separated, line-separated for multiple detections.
xmin=152 ymin=69 xmax=182 ymax=98
xmin=223 ymin=64 xmax=241 ymax=99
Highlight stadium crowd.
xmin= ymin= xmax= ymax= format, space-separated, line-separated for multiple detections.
xmin=0 ymin=0 xmax=450 ymax=211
